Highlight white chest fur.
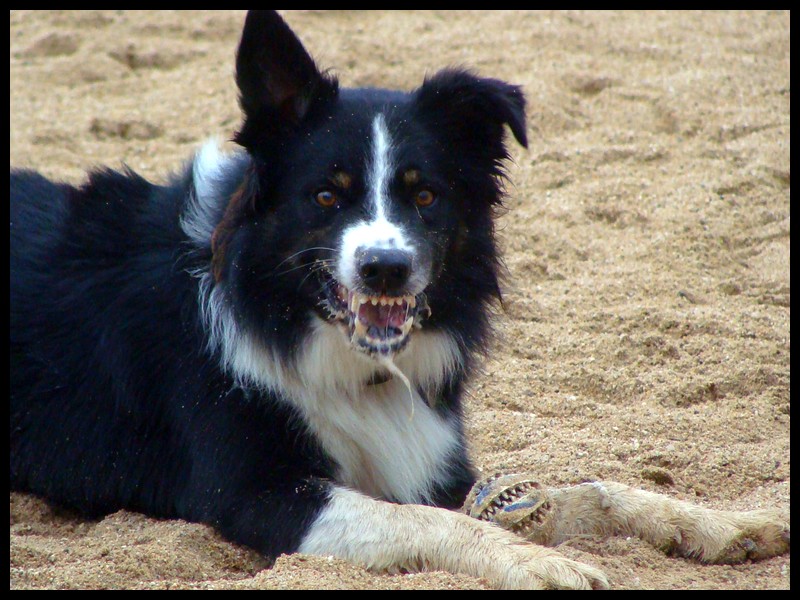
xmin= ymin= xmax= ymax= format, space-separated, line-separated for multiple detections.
xmin=297 ymin=375 xmax=460 ymax=504
xmin=285 ymin=319 xmax=464 ymax=504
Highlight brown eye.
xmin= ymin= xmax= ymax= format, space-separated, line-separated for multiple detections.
xmin=415 ymin=189 xmax=436 ymax=208
xmin=315 ymin=189 xmax=338 ymax=208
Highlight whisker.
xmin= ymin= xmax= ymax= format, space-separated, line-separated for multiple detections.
xmin=271 ymin=247 xmax=335 ymax=273
xmin=298 ymin=266 xmax=327 ymax=292
xmin=289 ymin=258 xmax=337 ymax=292
xmin=273 ymin=261 xmax=324 ymax=278
xmin=272 ymin=257 xmax=335 ymax=278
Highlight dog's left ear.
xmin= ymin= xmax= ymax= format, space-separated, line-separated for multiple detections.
xmin=234 ymin=10 xmax=338 ymax=149
xmin=414 ymin=69 xmax=527 ymax=165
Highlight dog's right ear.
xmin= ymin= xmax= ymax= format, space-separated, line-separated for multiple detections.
xmin=234 ymin=10 xmax=338 ymax=150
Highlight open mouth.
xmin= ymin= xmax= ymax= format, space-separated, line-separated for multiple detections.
xmin=318 ymin=270 xmax=430 ymax=357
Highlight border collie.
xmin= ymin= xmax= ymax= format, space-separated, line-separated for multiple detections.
xmin=10 ymin=11 xmax=789 ymax=589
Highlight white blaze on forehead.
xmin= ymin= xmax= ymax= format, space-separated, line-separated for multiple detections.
xmin=367 ymin=113 xmax=393 ymax=221
xmin=337 ymin=113 xmax=414 ymax=291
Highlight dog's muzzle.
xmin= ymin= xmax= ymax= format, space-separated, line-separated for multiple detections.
xmin=318 ymin=248 xmax=431 ymax=357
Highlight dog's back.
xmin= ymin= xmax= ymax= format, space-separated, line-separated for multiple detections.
xmin=11 ymin=167 xmax=182 ymax=517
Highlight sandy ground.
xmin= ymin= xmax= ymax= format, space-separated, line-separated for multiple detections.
xmin=9 ymin=10 xmax=790 ymax=590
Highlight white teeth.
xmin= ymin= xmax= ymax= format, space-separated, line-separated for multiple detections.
xmin=352 ymin=318 xmax=369 ymax=343
xmin=345 ymin=292 xmax=418 ymax=309
xmin=400 ymin=316 xmax=413 ymax=336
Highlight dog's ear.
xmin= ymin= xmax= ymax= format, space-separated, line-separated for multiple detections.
xmin=234 ymin=10 xmax=338 ymax=149
xmin=415 ymin=69 xmax=527 ymax=166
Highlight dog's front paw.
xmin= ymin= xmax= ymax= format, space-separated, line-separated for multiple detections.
xmin=501 ymin=544 xmax=609 ymax=590
xmin=449 ymin=504 xmax=608 ymax=589
xmin=685 ymin=510 xmax=790 ymax=564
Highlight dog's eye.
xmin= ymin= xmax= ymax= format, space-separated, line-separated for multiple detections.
xmin=315 ymin=189 xmax=338 ymax=208
xmin=415 ymin=189 xmax=436 ymax=208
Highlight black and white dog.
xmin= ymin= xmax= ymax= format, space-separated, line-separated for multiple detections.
xmin=10 ymin=11 xmax=788 ymax=589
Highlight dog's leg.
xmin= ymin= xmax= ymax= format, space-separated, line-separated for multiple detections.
xmin=546 ymin=480 xmax=790 ymax=563
xmin=299 ymin=486 xmax=609 ymax=589
xmin=464 ymin=474 xmax=790 ymax=564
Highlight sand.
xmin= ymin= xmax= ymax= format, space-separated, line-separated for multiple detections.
xmin=9 ymin=10 xmax=790 ymax=590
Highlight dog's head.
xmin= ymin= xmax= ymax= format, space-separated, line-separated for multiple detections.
xmin=203 ymin=11 xmax=526 ymax=381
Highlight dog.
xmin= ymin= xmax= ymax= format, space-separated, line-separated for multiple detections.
xmin=10 ymin=11 xmax=789 ymax=589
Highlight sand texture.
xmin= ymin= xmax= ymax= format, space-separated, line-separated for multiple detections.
xmin=10 ymin=10 xmax=790 ymax=589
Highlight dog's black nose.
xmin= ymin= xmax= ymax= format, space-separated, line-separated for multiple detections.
xmin=357 ymin=248 xmax=412 ymax=294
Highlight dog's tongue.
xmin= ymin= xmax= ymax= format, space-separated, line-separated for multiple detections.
xmin=358 ymin=302 xmax=409 ymax=332
xmin=345 ymin=292 xmax=423 ymax=356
